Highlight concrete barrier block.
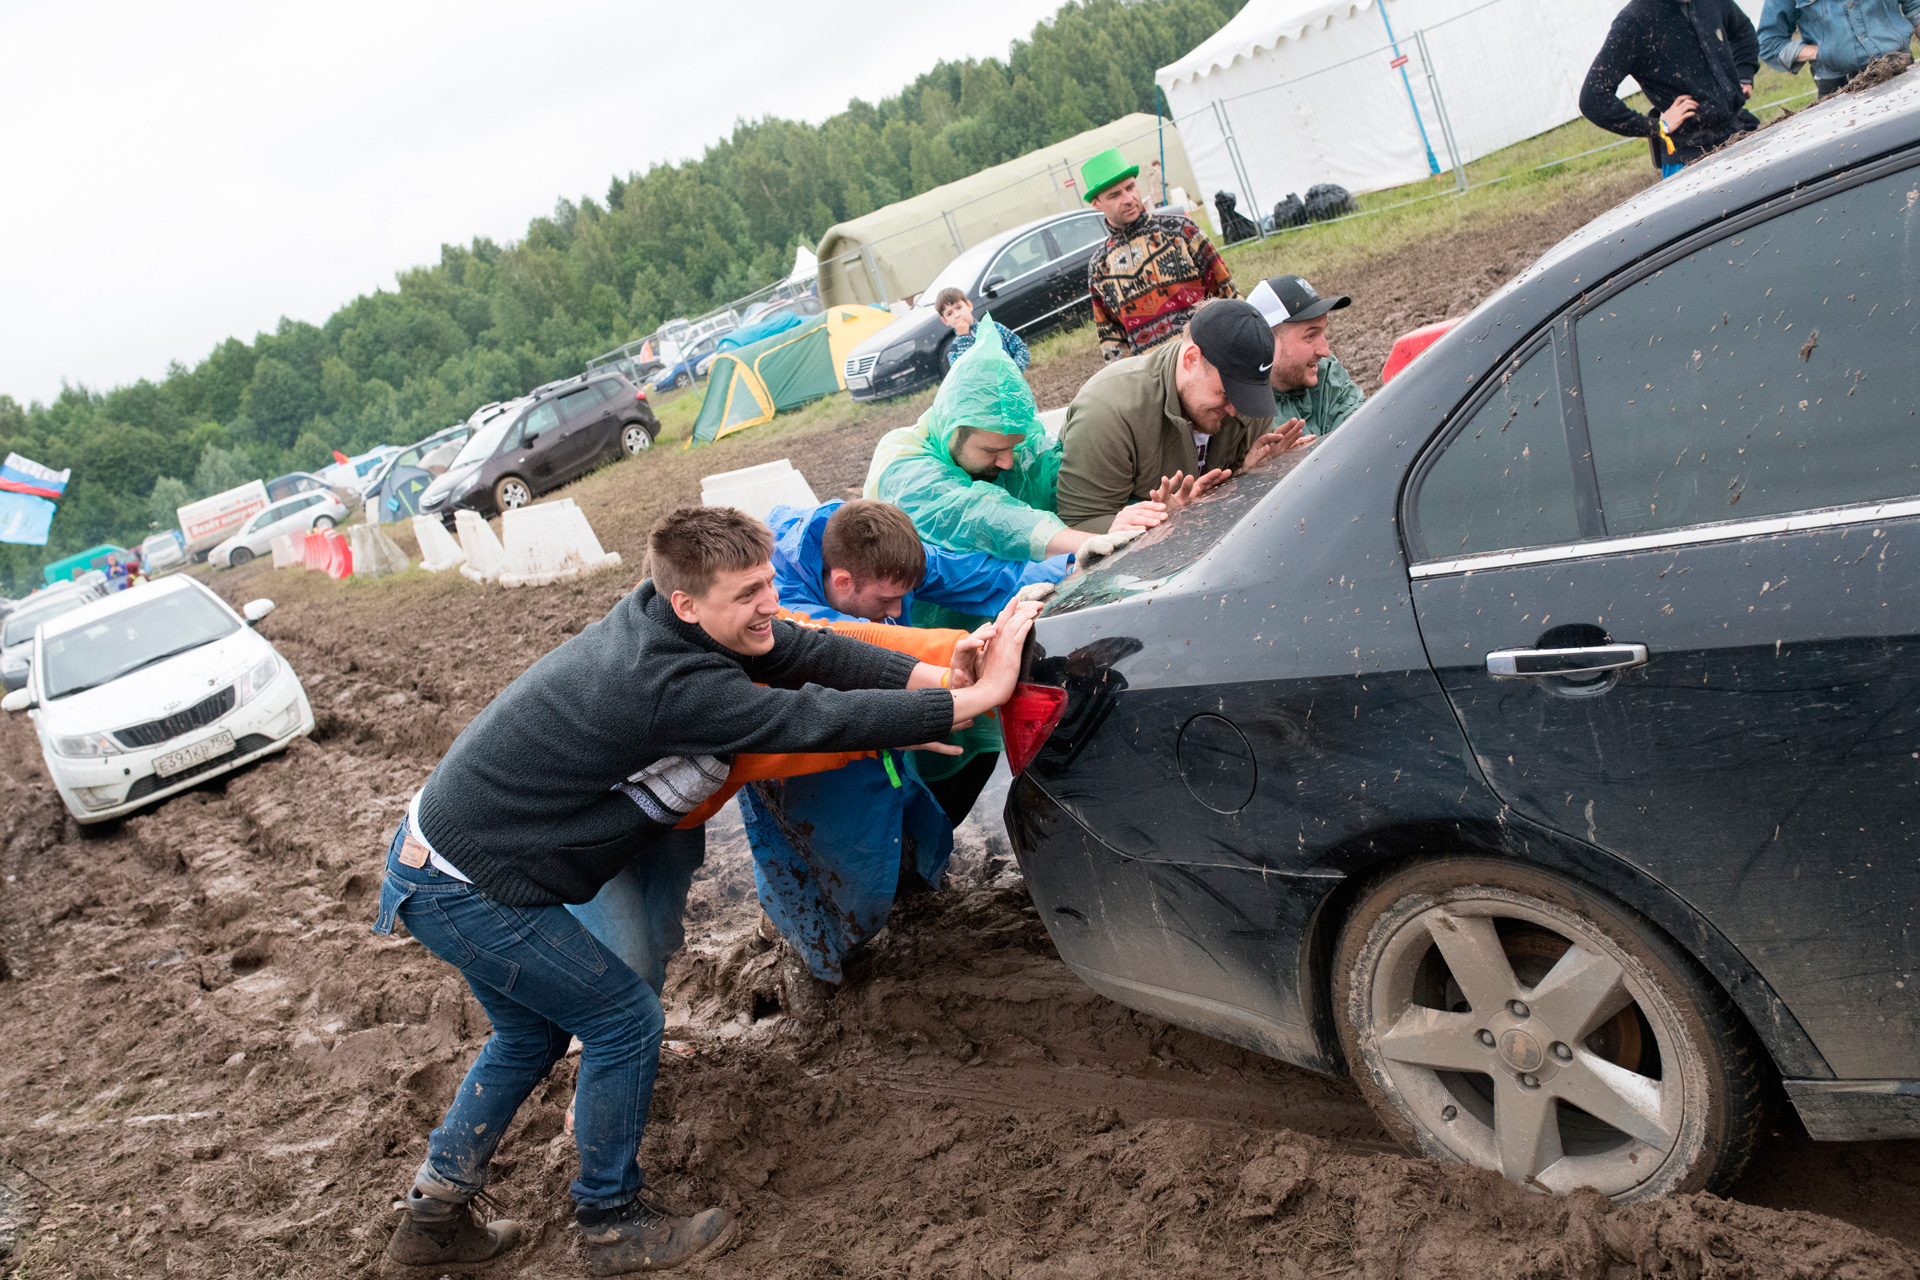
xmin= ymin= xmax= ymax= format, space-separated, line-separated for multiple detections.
xmin=349 ymin=523 xmax=410 ymax=578
xmin=412 ymin=515 xmax=467 ymax=573
xmin=700 ymin=459 xmax=818 ymax=522
xmin=456 ymin=510 xmax=508 ymax=583
xmin=497 ymin=499 xmax=622 ymax=588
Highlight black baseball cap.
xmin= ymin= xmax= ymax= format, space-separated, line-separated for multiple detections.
xmin=1188 ymin=300 xmax=1279 ymax=420
xmin=1247 ymin=274 xmax=1351 ymax=327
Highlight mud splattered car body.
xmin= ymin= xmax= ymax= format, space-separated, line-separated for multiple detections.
xmin=1008 ymin=72 xmax=1920 ymax=1197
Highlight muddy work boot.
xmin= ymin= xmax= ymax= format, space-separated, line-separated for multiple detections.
xmin=578 ymin=1197 xmax=736 ymax=1274
xmin=386 ymin=1187 xmax=522 ymax=1269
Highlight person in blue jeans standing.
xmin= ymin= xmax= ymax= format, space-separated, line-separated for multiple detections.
xmin=1757 ymin=0 xmax=1920 ymax=99
xmin=373 ymin=505 xmax=1036 ymax=1274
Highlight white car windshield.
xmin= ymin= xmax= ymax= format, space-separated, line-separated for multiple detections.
xmin=451 ymin=403 xmax=525 ymax=468
xmin=916 ymin=240 xmax=1001 ymax=308
xmin=3 ymin=594 xmax=89 ymax=649
xmin=40 ymin=590 xmax=240 ymax=700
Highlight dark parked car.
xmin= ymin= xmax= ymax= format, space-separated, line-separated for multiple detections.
xmin=843 ymin=208 xmax=1112 ymax=401
xmin=419 ymin=373 xmax=658 ymax=522
xmin=1004 ymin=74 xmax=1920 ymax=1204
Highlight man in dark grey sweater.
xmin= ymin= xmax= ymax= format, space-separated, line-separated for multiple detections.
xmin=373 ymin=506 xmax=1035 ymax=1275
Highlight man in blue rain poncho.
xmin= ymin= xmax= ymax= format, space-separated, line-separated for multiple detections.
xmin=743 ymin=499 xmax=1070 ymax=982
xmin=864 ymin=315 xmax=1167 ymax=564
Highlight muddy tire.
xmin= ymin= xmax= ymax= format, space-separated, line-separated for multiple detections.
xmin=1332 ymin=857 xmax=1763 ymax=1202
xmin=228 ymin=546 xmax=254 ymax=567
xmin=493 ymin=476 xmax=532 ymax=512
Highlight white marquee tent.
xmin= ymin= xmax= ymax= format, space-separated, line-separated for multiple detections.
xmin=1155 ymin=0 xmax=1767 ymax=223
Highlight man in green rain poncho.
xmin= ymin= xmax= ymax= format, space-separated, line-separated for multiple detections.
xmin=862 ymin=318 xmax=1164 ymax=813
xmin=864 ymin=318 xmax=1165 ymax=562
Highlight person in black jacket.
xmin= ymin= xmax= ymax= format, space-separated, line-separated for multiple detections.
xmin=372 ymin=504 xmax=1037 ymax=1275
xmin=1581 ymin=0 xmax=1762 ymax=175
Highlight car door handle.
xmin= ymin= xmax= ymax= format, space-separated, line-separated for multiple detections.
xmin=1485 ymin=644 xmax=1648 ymax=678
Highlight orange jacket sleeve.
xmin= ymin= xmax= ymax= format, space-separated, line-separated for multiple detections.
xmin=675 ymin=608 xmax=967 ymax=827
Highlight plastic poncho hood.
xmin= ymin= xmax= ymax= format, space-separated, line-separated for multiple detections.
xmin=862 ymin=316 xmax=1066 ymax=561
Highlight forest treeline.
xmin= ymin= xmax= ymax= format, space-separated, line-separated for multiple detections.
xmin=0 ymin=0 xmax=1240 ymax=590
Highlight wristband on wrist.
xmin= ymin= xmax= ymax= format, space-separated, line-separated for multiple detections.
xmin=940 ymin=667 xmax=952 ymax=689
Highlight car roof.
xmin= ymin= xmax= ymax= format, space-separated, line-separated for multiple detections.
xmin=39 ymin=576 xmax=210 ymax=641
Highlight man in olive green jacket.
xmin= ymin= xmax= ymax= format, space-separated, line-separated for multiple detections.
xmin=1056 ymin=300 xmax=1304 ymax=534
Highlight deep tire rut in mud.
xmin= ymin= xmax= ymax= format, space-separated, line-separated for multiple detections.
xmin=3 ymin=171 xmax=1918 ymax=1278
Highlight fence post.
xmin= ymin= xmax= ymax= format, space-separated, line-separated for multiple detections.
xmin=1415 ymin=28 xmax=1470 ymax=192
xmin=1211 ymin=99 xmax=1264 ymax=240
xmin=859 ymin=246 xmax=885 ymax=306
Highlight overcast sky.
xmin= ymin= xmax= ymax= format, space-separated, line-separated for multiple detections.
xmin=0 ymin=0 xmax=1069 ymax=406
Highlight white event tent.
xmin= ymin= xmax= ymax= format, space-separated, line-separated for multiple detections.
xmin=1155 ymin=0 xmax=1767 ymax=221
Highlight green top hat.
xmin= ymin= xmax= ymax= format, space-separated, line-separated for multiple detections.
xmin=1080 ymin=147 xmax=1139 ymax=203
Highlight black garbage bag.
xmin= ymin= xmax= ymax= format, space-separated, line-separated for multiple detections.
xmin=1214 ymin=190 xmax=1259 ymax=244
xmin=1303 ymin=183 xmax=1355 ymax=222
xmin=1272 ymin=193 xmax=1307 ymax=230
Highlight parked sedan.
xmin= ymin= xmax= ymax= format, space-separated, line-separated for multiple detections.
xmin=1 ymin=577 xmax=313 ymax=823
xmin=1 ymin=578 xmax=110 ymax=691
xmin=843 ymin=208 xmax=1112 ymax=402
xmin=1004 ymin=75 xmax=1920 ymax=1204
xmin=209 ymin=490 xmax=348 ymax=568
xmin=420 ymin=372 xmax=659 ymax=522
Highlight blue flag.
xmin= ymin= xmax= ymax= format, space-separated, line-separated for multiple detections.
xmin=0 ymin=492 xmax=57 ymax=545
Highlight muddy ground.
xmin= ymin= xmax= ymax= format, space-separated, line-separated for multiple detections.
xmin=4 ymin=166 xmax=1918 ymax=1279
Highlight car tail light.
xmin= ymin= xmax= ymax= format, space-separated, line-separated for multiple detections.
xmin=635 ymin=388 xmax=648 ymax=401
xmin=1001 ymin=682 xmax=1069 ymax=775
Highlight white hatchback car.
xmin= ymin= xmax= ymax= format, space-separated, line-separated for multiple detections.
xmin=1 ymin=577 xmax=315 ymax=823
xmin=209 ymin=491 xmax=348 ymax=568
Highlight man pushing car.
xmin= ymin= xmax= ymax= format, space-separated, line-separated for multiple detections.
xmin=372 ymin=504 xmax=1037 ymax=1274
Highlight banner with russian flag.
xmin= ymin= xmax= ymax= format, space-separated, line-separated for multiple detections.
xmin=0 ymin=452 xmax=71 ymax=546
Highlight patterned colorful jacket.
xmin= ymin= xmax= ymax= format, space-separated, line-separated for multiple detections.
xmin=1086 ymin=211 xmax=1238 ymax=362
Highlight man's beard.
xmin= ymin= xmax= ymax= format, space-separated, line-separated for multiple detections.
xmin=965 ymin=463 xmax=1004 ymax=482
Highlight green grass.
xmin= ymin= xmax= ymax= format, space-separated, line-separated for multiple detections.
xmin=1220 ymin=64 xmax=1814 ymax=284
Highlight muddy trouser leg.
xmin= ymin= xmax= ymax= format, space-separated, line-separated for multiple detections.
xmin=390 ymin=863 xmax=664 ymax=1211
xmin=563 ymin=824 xmax=706 ymax=994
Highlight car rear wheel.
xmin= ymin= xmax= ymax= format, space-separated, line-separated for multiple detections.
xmin=312 ymin=516 xmax=335 ymax=531
xmin=1332 ymin=857 xmax=1763 ymax=1202
xmin=621 ymin=424 xmax=652 ymax=456
xmin=228 ymin=546 xmax=254 ymax=567
xmin=493 ymin=476 xmax=532 ymax=511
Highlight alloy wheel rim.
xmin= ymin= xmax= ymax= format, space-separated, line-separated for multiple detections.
xmin=1367 ymin=894 xmax=1686 ymax=1196
xmin=624 ymin=427 xmax=650 ymax=453
xmin=501 ymin=481 xmax=529 ymax=508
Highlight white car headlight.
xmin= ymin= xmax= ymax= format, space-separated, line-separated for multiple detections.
xmin=234 ymin=654 xmax=282 ymax=705
xmin=54 ymin=730 xmax=121 ymax=758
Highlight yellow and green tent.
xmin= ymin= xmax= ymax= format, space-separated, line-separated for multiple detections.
xmin=690 ymin=305 xmax=896 ymax=445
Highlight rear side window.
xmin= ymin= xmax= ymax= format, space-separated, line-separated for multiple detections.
xmin=559 ymin=388 xmax=601 ymax=419
xmin=1412 ymin=343 xmax=1582 ymax=558
xmin=1048 ymin=215 xmax=1108 ymax=257
xmin=1576 ymin=166 xmax=1920 ymax=535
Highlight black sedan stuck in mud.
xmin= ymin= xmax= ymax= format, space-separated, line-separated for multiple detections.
xmin=1006 ymin=71 xmax=1920 ymax=1204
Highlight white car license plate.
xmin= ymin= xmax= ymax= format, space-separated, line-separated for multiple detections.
xmin=846 ymin=374 xmax=870 ymax=390
xmin=153 ymin=730 xmax=236 ymax=778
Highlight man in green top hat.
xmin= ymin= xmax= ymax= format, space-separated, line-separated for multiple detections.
xmin=1082 ymin=145 xmax=1239 ymax=363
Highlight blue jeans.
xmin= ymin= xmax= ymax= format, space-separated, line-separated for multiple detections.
xmin=565 ymin=824 xmax=705 ymax=992
xmin=372 ymin=824 xmax=662 ymax=1210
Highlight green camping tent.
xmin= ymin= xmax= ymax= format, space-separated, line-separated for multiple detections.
xmin=690 ymin=305 xmax=896 ymax=445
